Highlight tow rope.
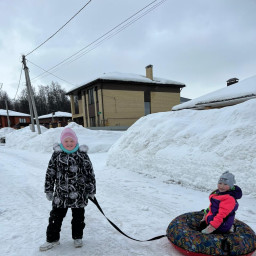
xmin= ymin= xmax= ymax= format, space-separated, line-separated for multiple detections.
xmin=89 ymin=197 xmax=166 ymax=242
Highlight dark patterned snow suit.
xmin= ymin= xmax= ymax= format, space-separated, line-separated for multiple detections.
xmin=44 ymin=144 xmax=96 ymax=242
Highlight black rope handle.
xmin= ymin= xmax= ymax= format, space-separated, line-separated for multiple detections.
xmin=89 ymin=197 xmax=166 ymax=242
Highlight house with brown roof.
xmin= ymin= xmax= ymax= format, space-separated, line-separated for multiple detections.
xmin=67 ymin=65 xmax=185 ymax=128
xmin=0 ymin=109 xmax=31 ymax=128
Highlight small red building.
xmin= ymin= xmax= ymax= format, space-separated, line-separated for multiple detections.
xmin=0 ymin=109 xmax=31 ymax=128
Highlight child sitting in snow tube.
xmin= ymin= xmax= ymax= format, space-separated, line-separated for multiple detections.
xmin=200 ymin=171 xmax=242 ymax=234
xmin=166 ymin=211 xmax=256 ymax=256
xmin=166 ymin=172 xmax=256 ymax=255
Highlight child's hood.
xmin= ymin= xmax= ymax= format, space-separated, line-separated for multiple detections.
xmin=230 ymin=185 xmax=242 ymax=200
xmin=218 ymin=185 xmax=242 ymax=200
xmin=53 ymin=143 xmax=88 ymax=153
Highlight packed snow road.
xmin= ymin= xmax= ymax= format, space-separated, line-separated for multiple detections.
xmin=0 ymin=147 xmax=255 ymax=256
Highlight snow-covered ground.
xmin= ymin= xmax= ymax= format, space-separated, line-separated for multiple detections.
xmin=0 ymin=100 xmax=256 ymax=256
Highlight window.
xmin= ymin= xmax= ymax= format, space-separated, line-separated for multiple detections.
xmin=95 ymin=87 xmax=99 ymax=103
xmin=74 ymin=96 xmax=79 ymax=114
xmin=77 ymin=91 xmax=82 ymax=100
xmin=19 ymin=118 xmax=26 ymax=123
xmin=90 ymin=116 xmax=96 ymax=127
xmin=88 ymin=88 xmax=94 ymax=104
xmin=144 ymin=102 xmax=151 ymax=115
xmin=144 ymin=91 xmax=151 ymax=115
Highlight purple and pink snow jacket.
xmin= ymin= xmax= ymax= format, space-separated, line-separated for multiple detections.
xmin=205 ymin=185 xmax=242 ymax=232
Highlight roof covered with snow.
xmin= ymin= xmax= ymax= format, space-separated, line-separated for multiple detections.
xmin=173 ymin=75 xmax=256 ymax=110
xmin=67 ymin=72 xmax=185 ymax=93
xmin=0 ymin=109 xmax=30 ymax=117
xmin=38 ymin=111 xmax=72 ymax=119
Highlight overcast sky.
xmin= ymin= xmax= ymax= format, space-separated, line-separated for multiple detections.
xmin=1 ymin=0 xmax=256 ymax=100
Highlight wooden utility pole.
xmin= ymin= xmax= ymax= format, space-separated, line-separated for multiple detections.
xmin=5 ymin=99 xmax=11 ymax=127
xmin=22 ymin=55 xmax=41 ymax=134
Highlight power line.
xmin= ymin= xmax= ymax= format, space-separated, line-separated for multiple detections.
xmin=30 ymin=0 xmax=166 ymax=81
xmin=63 ymin=0 xmax=167 ymax=67
xmin=31 ymin=0 xmax=158 ymax=80
xmin=27 ymin=59 xmax=77 ymax=86
xmin=25 ymin=0 xmax=92 ymax=57
xmin=14 ymin=64 xmax=23 ymax=100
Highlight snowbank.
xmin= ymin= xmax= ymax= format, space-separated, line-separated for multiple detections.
xmin=0 ymin=127 xmax=15 ymax=137
xmin=4 ymin=122 xmax=123 ymax=153
xmin=107 ymin=99 xmax=256 ymax=196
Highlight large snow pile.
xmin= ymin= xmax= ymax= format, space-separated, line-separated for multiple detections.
xmin=0 ymin=127 xmax=15 ymax=138
xmin=4 ymin=122 xmax=123 ymax=153
xmin=107 ymin=99 xmax=256 ymax=196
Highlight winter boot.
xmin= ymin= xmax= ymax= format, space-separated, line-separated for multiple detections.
xmin=74 ymin=239 xmax=83 ymax=248
xmin=39 ymin=241 xmax=60 ymax=251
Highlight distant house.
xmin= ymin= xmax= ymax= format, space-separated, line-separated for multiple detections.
xmin=0 ymin=109 xmax=31 ymax=128
xmin=173 ymin=75 xmax=256 ymax=111
xmin=66 ymin=65 xmax=185 ymax=127
xmin=38 ymin=111 xmax=72 ymax=128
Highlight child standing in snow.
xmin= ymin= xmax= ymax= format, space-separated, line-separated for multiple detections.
xmin=40 ymin=127 xmax=96 ymax=251
xmin=200 ymin=171 xmax=242 ymax=234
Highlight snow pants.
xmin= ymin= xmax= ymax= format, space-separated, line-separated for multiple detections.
xmin=46 ymin=208 xmax=85 ymax=242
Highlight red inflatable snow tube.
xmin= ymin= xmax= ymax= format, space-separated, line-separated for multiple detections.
xmin=166 ymin=211 xmax=256 ymax=256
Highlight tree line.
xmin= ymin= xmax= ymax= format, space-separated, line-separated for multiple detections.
xmin=0 ymin=82 xmax=71 ymax=116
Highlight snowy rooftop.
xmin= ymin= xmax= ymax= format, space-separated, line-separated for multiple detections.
xmin=173 ymin=75 xmax=256 ymax=110
xmin=67 ymin=72 xmax=185 ymax=93
xmin=38 ymin=111 xmax=72 ymax=119
xmin=0 ymin=109 xmax=30 ymax=117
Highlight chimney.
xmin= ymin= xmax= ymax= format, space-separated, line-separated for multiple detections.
xmin=226 ymin=77 xmax=239 ymax=86
xmin=145 ymin=64 xmax=153 ymax=80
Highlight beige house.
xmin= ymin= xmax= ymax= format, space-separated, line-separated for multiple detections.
xmin=67 ymin=65 xmax=185 ymax=128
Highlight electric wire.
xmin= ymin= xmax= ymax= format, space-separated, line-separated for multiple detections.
xmin=25 ymin=0 xmax=92 ymax=57
xmin=47 ymin=0 xmax=166 ymax=72
xmin=62 ymin=0 xmax=167 ymax=68
xmin=30 ymin=0 xmax=165 ymax=81
xmin=14 ymin=65 xmax=23 ymax=100
xmin=27 ymin=59 xmax=76 ymax=86
xmin=31 ymin=0 xmax=158 ymax=81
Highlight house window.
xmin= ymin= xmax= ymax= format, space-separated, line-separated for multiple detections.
xmin=90 ymin=116 xmax=96 ymax=127
xmin=88 ymin=88 xmax=94 ymax=104
xmin=77 ymin=91 xmax=82 ymax=100
xmin=95 ymin=87 xmax=98 ymax=103
xmin=144 ymin=91 xmax=151 ymax=115
xmin=144 ymin=102 xmax=151 ymax=115
xmin=74 ymin=96 xmax=79 ymax=114
xmin=19 ymin=118 xmax=26 ymax=123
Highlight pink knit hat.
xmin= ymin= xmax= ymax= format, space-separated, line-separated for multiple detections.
xmin=60 ymin=128 xmax=78 ymax=144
